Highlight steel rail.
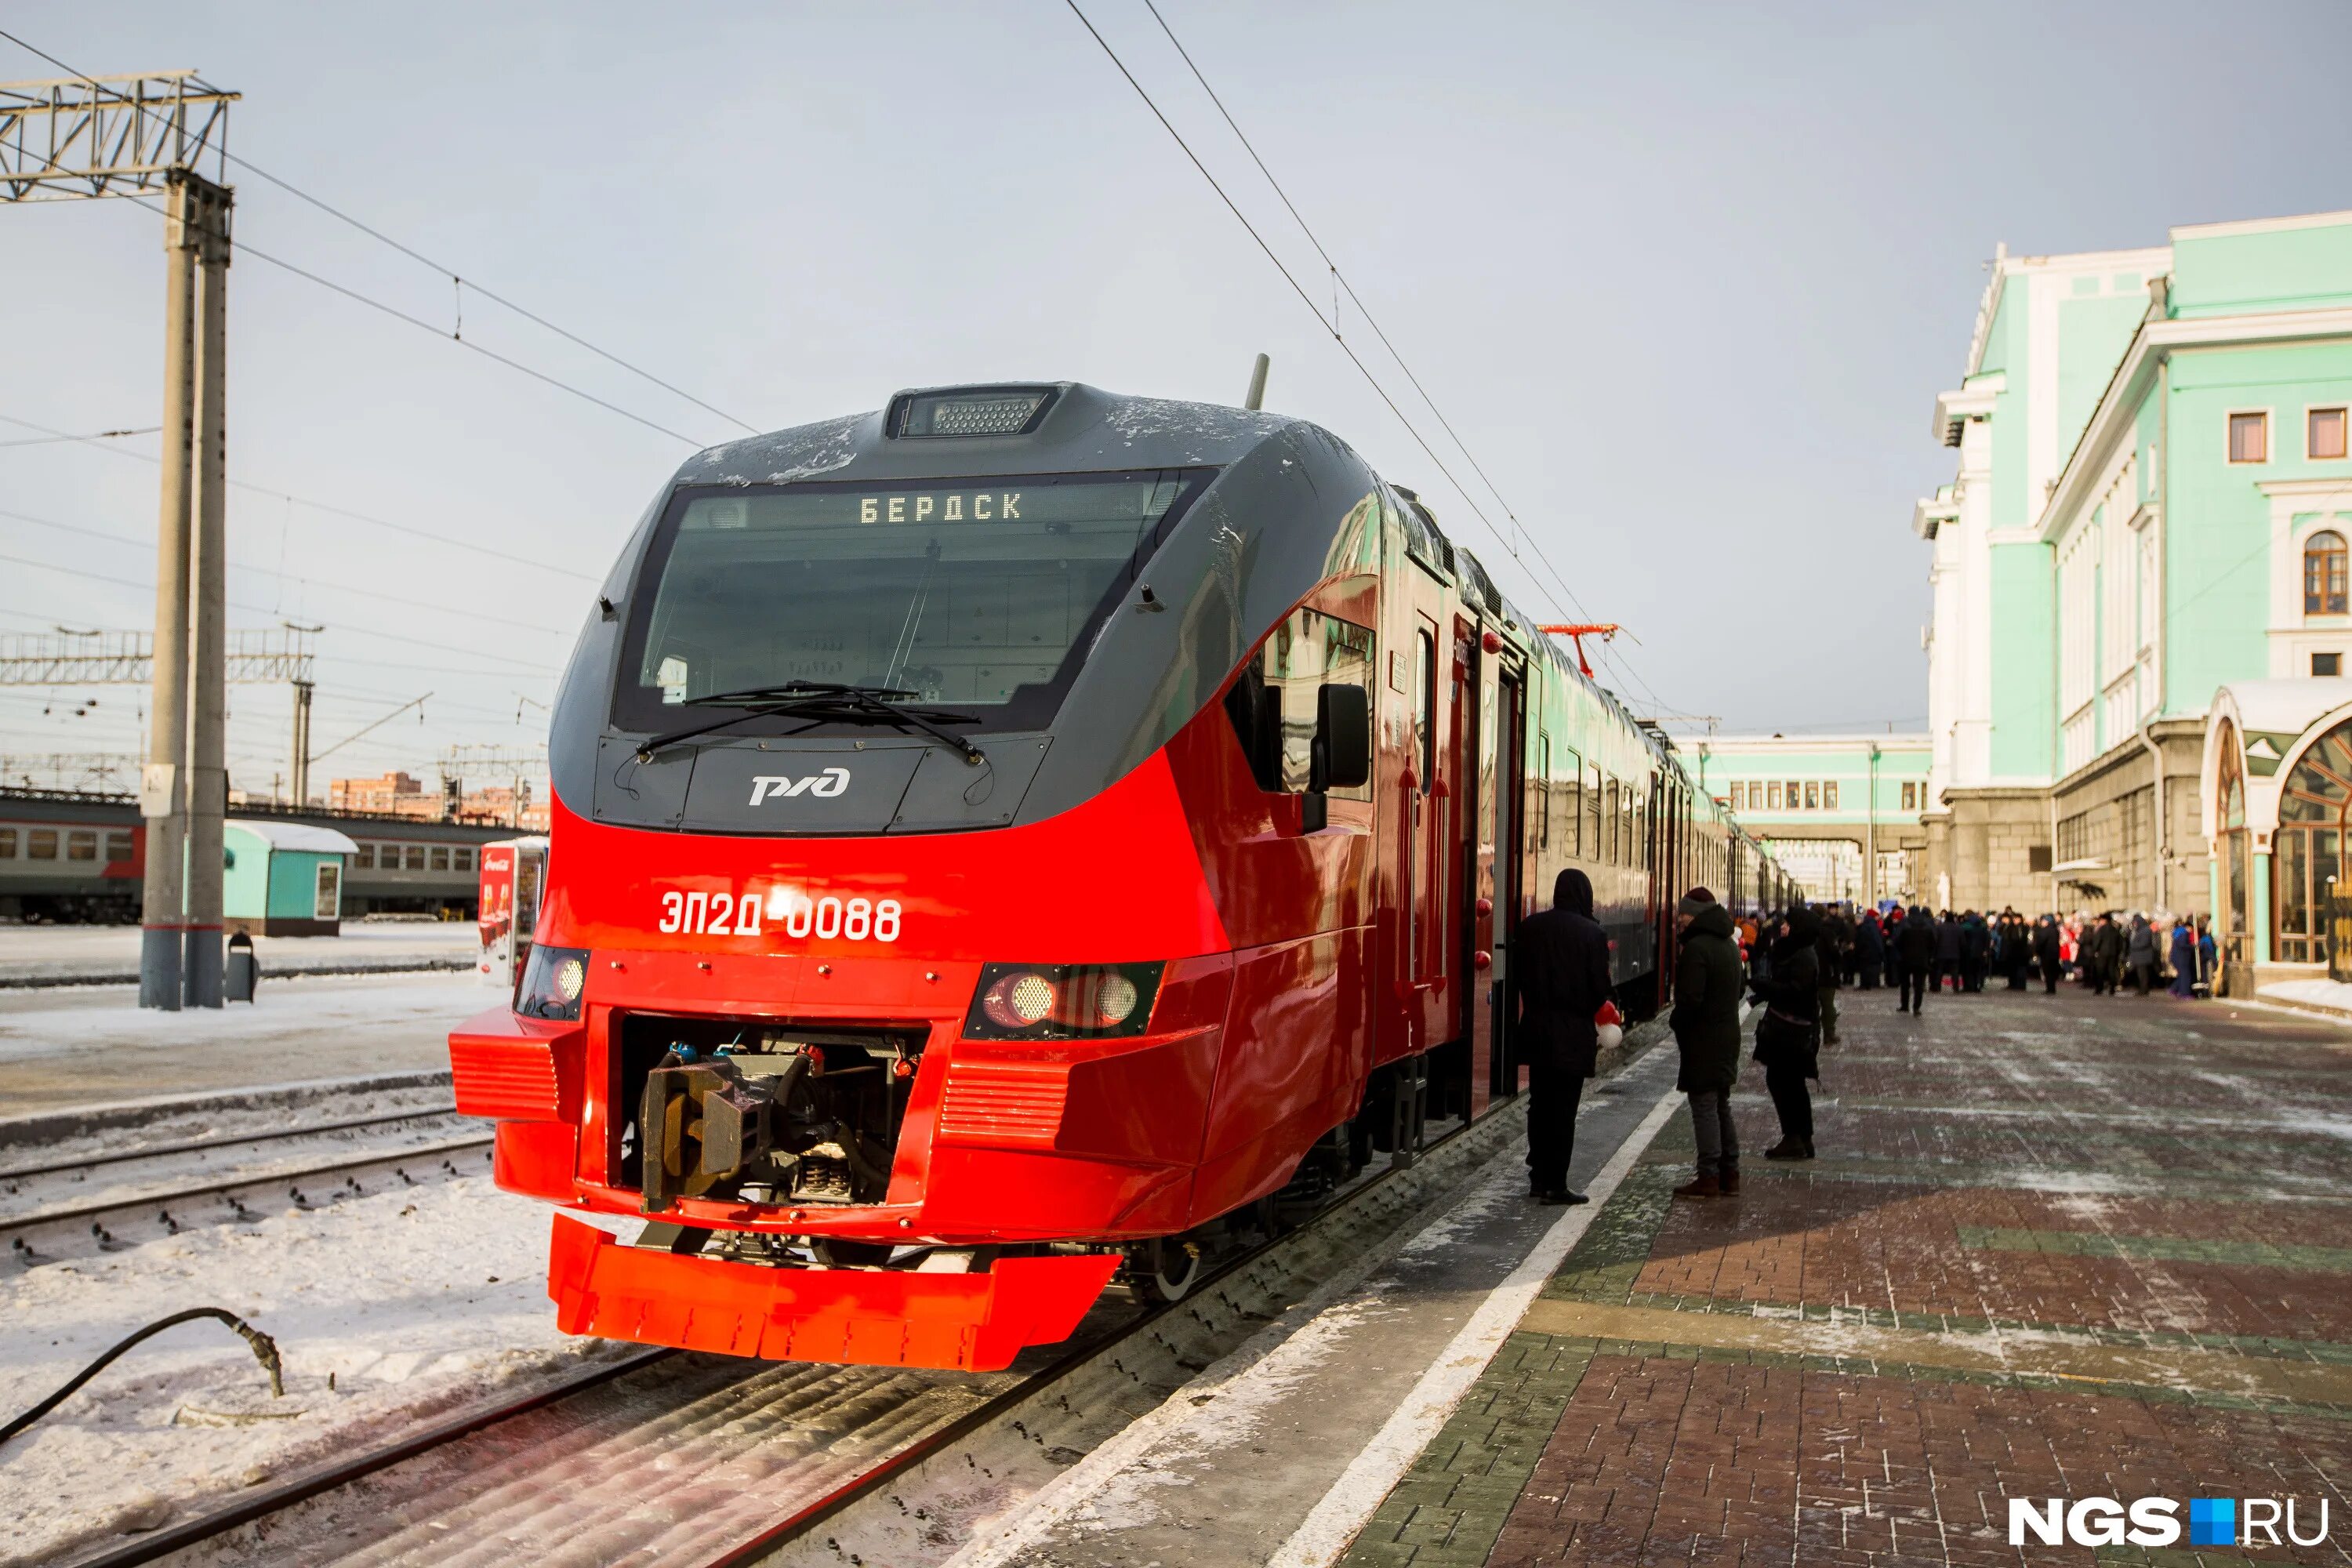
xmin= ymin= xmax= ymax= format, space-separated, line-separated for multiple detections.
xmin=0 ymin=1103 xmax=463 ymax=1181
xmin=3 ymin=1134 xmax=493 ymax=1261
xmin=67 ymin=1346 xmax=676 ymax=1568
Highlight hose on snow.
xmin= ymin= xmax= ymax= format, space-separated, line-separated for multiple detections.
xmin=0 ymin=1307 xmax=281 ymax=1447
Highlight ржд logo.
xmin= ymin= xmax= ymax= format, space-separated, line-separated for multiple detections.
xmin=748 ymin=768 xmax=851 ymax=804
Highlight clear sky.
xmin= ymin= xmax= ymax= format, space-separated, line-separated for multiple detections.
xmin=3 ymin=0 xmax=2349 ymax=794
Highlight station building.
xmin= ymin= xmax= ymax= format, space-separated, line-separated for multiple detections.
xmin=1915 ymin=208 xmax=2352 ymax=970
xmin=1684 ymin=734 xmax=1930 ymax=904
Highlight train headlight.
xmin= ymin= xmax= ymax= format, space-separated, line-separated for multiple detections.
xmin=966 ymin=962 xmax=1163 ymax=1041
xmin=516 ymin=944 xmax=592 ymax=1022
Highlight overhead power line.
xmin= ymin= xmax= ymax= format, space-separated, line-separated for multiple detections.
xmin=0 ymin=24 xmax=760 ymax=442
xmin=0 ymin=412 xmax=600 ymax=583
xmin=1073 ymin=0 xmax=1676 ymax=717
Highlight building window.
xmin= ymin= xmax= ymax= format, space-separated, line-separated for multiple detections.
xmin=1803 ymin=781 xmax=1820 ymax=811
xmin=104 ymin=832 xmax=132 ymax=862
xmin=2028 ymin=844 xmax=2053 ymax=873
xmin=1730 ymin=781 xmax=1746 ymax=811
xmin=2319 ymin=652 xmax=2344 ymax=677
xmin=1766 ymin=782 xmax=1783 ymax=810
xmin=2312 ymin=407 xmax=2349 ymax=462
xmin=2307 ymin=530 xmax=2348 ymax=615
xmin=1900 ymin=781 xmax=1918 ymax=811
xmin=66 ymin=829 xmax=96 ymax=861
xmin=1823 ymin=780 xmax=1838 ymax=811
xmin=2229 ymin=410 xmax=2269 ymax=464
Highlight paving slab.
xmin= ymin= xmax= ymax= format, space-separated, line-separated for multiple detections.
xmin=1335 ymin=986 xmax=2352 ymax=1568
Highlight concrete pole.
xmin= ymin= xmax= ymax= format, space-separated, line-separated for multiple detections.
xmin=183 ymin=179 xmax=233 ymax=1007
xmin=290 ymin=679 xmax=314 ymax=807
xmin=1867 ymin=742 xmax=1881 ymax=909
xmin=138 ymin=175 xmax=201 ymax=1011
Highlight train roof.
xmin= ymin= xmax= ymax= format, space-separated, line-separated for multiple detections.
xmin=674 ymin=383 xmax=1305 ymax=491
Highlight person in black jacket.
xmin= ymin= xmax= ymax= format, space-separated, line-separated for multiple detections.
xmin=1668 ymin=888 xmax=1745 ymax=1200
xmin=1752 ymin=906 xmax=1822 ymax=1160
xmin=1853 ymin=910 xmax=1884 ymax=991
xmin=1897 ymin=903 xmax=1936 ymax=1012
xmin=1512 ymin=867 xmax=1615 ymax=1206
xmin=1934 ymin=911 xmax=1963 ymax=992
xmin=2031 ymin=914 xmax=2063 ymax=994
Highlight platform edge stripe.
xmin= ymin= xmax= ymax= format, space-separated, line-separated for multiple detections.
xmin=937 ymin=1074 xmax=1676 ymax=1568
xmin=1264 ymin=1076 xmax=1684 ymax=1568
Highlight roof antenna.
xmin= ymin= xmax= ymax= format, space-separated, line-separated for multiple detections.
xmin=1243 ymin=352 xmax=1270 ymax=412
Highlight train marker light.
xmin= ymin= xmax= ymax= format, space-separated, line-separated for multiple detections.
xmin=887 ymin=386 xmax=1055 ymax=439
xmin=515 ymin=946 xmax=592 ymax=1022
xmin=967 ymin=962 xmax=1164 ymax=1041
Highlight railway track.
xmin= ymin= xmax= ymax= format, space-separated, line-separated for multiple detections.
xmin=53 ymin=1027 xmax=1664 ymax=1568
xmin=2 ymin=1108 xmax=491 ymax=1265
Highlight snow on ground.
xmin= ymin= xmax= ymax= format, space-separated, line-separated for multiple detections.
xmin=0 ymin=972 xmax=485 ymax=1120
xmin=0 ymin=1173 xmax=635 ymax=1567
xmin=2259 ymin=977 xmax=2352 ymax=1018
xmin=0 ymin=918 xmax=478 ymax=986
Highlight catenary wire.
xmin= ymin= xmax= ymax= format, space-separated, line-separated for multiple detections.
xmin=0 ymin=25 xmax=759 ymax=438
xmin=0 ymin=412 xmax=601 ymax=584
xmin=1067 ymin=0 xmax=1672 ymax=713
xmin=1132 ymin=0 xmax=1673 ymax=719
xmin=0 ymin=506 xmax=579 ymax=637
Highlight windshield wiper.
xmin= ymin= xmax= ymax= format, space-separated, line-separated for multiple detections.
xmin=632 ymin=681 xmax=985 ymax=766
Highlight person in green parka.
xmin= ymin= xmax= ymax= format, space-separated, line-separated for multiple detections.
xmin=1667 ymin=887 xmax=1744 ymax=1199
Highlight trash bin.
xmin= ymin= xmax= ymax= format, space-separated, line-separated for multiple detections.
xmin=226 ymin=931 xmax=259 ymax=1003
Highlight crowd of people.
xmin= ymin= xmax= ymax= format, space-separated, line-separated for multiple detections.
xmin=1511 ymin=877 xmax=2226 ymax=1206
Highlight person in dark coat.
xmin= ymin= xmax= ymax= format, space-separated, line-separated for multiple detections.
xmin=2032 ymin=914 xmax=2063 ymax=994
xmin=1934 ymin=911 xmax=1963 ymax=993
xmin=1752 ymin=905 xmax=1822 ymax=1161
xmin=1958 ymin=911 xmax=1990 ymax=992
xmin=1668 ymin=887 xmax=1745 ymax=1200
xmin=2168 ymin=920 xmax=2197 ymax=998
xmin=2085 ymin=913 xmax=2123 ymax=994
xmin=2126 ymin=914 xmax=2158 ymax=995
xmin=2000 ymin=910 xmax=2030 ymax=989
xmin=1896 ymin=904 xmax=1936 ymax=1012
xmin=1512 ymin=867 xmax=1615 ymax=1205
xmin=1879 ymin=906 xmax=1906 ymax=989
xmin=1813 ymin=906 xmax=1844 ymax=1047
xmin=1853 ymin=910 xmax=1884 ymax=990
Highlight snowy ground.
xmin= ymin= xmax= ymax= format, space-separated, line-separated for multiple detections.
xmin=0 ymin=971 xmax=489 ymax=1120
xmin=2258 ymin=977 xmax=2352 ymax=1020
xmin=0 ymin=1174 xmax=636 ymax=1567
xmin=0 ymin=919 xmax=478 ymax=987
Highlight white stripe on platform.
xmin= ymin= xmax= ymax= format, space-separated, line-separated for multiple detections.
xmin=1265 ymin=1076 xmax=1682 ymax=1568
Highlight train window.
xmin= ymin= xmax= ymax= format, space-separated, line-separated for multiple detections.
xmin=1602 ymin=778 xmax=1617 ymax=862
xmin=616 ymin=469 xmax=1207 ymax=734
xmin=0 ymin=827 xmax=14 ymax=858
xmin=1536 ymin=733 xmax=1551 ymax=848
xmin=431 ymin=845 xmax=451 ymax=872
xmin=455 ymin=847 xmax=474 ymax=873
xmin=1560 ymin=746 xmax=1580 ymax=855
xmin=104 ymin=831 xmax=132 ymax=862
xmin=405 ymin=845 xmax=426 ymax=871
xmin=65 ymin=830 xmax=96 ymax=861
xmin=1222 ymin=608 xmax=1376 ymax=800
xmin=354 ymin=844 xmax=374 ymax=869
xmin=1583 ymin=760 xmax=1602 ymax=855
xmin=1622 ymin=789 xmax=1636 ymax=866
xmin=1414 ymin=630 xmax=1436 ymax=793
xmin=27 ymin=829 xmax=56 ymax=859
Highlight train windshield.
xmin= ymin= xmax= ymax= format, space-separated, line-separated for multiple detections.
xmin=614 ymin=470 xmax=1207 ymax=734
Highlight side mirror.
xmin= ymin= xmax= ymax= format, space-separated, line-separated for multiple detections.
xmin=1312 ymin=683 xmax=1371 ymax=792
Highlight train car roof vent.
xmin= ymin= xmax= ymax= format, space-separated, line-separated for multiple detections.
xmin=1455 ymin=548 xmax=1504 ymax=615
xmin=886 ymin=384 xmax=1058 ymax=439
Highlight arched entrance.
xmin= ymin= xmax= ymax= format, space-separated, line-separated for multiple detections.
xmin=2274 ymin=716 xmax=2352 ymax=965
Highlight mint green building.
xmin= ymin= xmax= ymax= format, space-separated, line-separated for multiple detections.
xmin=1916 ymin=209 xmax=2352 ymax=978
xmin=223 ymin=819 xmax=357 ymax=936
xmin=1684 ymin=734 xmax=1931 ymax=903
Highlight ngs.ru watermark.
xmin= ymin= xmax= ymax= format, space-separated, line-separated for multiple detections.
xmin=2011 ymin=1495 xmax=2328 ymax=1548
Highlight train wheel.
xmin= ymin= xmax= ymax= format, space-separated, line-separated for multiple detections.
xmin=1128 ymin=1236 xmax=1201 ymax=1304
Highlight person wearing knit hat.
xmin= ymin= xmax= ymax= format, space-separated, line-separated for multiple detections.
xmin=1667 ymin=886 xmax=1744 ymax=1198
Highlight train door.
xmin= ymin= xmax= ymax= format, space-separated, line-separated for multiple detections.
xmin=1396 ymin=615 xmax=1444 ymax=1054
xmin=1484 ymin=667 xmax=1523 ymax=1109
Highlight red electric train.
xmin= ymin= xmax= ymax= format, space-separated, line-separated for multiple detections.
xmin=448 ymin=383 xmax=1790 ymax=1372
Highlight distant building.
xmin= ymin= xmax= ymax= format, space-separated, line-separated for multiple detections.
xmin=1916 ymin=208 xmax=2352 ymax=967
xmin=456 ymin=781 xmax=549 ymax=832
xmin=1685 ymin=735 xmax=1931 ymax=904
xmin=328 ymin=771 xmax=440 ymax=819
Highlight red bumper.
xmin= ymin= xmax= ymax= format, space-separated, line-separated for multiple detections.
xmin=546 ymin=1213 xmax=1120 ymax=1371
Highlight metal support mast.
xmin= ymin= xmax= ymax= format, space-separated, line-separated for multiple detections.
xmin=1 ymin=67 xmax=238 ymax=1009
